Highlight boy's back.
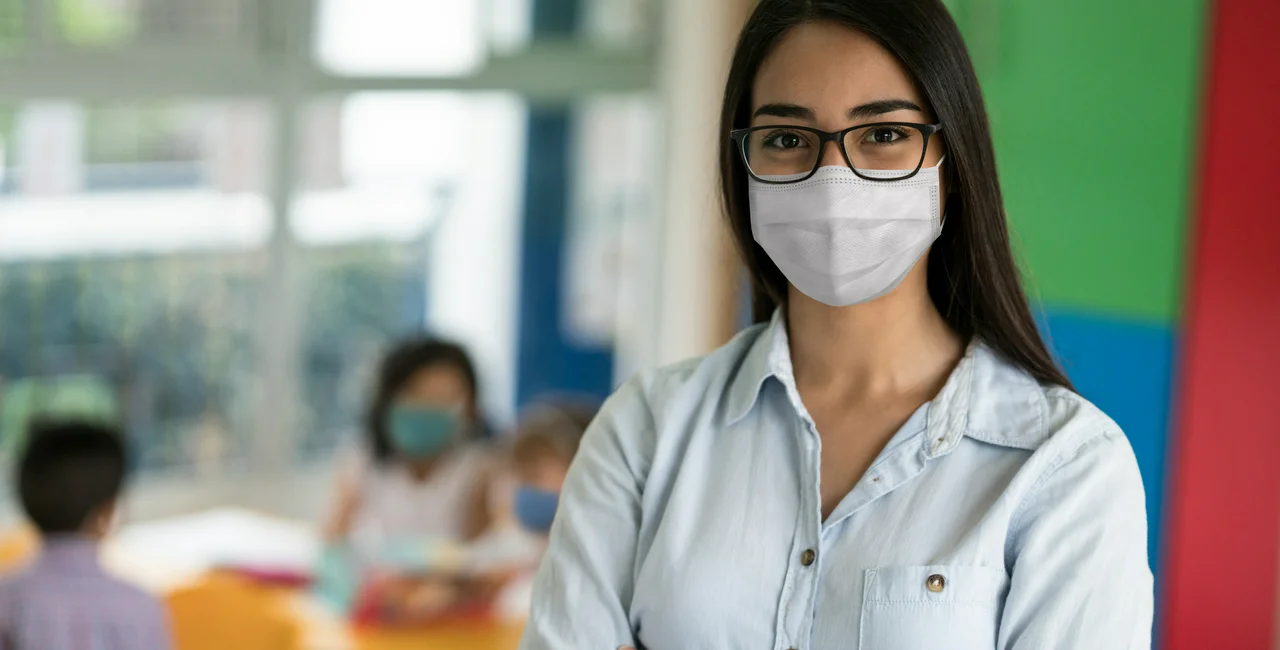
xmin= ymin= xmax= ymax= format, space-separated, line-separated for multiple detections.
xmin=0 ymin=538 xmax=169 ymax=649
xmin=0 ymin=420 xmax=171 ymax=650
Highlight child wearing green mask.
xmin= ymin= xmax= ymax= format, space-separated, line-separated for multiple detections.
xmin=324 ymin=337 xmax=497 ymax=549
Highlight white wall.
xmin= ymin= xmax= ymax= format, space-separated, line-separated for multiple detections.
xmin=613 ymin=0 xmax=747 ymax=378
xmin=427 ymin=95 xmax=527 ymax=429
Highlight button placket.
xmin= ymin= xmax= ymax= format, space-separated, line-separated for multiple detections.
xmin=784 ymin=418 xmax=823 ymax=650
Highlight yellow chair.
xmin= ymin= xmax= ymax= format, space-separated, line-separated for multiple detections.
xmin=0 ymin=526 xmax=38 ymax=573
xmin=167 ymin=572 xmax=303 ymax=650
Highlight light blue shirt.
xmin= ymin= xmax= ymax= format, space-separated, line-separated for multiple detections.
xmin=520 ymin=312 xmax=1153 ymax=650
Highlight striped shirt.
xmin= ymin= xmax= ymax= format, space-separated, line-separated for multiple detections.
xmin=0 ymin=537 xmax=171 ymax=650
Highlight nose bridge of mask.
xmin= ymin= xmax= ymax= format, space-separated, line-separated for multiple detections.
xmin=751 ymin=166 xmax=940 ymax=226
xmin=851 ymin=154 xmax=946 ymax=179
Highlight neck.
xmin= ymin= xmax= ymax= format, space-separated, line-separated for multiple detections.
xmin=786 ymin=278 xmax=962 ymax=400
xmin=44 ymin=533 xmax=99 ymax=545
xmin=406 ymin=452 xmax=446 ymax=481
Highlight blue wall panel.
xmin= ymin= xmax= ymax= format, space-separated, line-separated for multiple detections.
xmin=515 ymin=0 xmax=613 ymax=410
xmin=515 ymin=109 xmax=614 ymax=410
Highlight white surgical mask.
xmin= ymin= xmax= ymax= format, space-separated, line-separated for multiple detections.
xmin=748 ymin=159 xmax=945 ymax=307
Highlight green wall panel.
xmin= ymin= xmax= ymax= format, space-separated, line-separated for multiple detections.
xmin=944 ymin=0 xmax=1204 ymax=322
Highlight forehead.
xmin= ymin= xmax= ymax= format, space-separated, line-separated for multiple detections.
xmin=398 ymin=365 xmax=469 ymax=401
xmin=752 ymin=22 xmax=928 ymax=118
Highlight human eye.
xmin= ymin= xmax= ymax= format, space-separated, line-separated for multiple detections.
xmin=859 ymin=125 xmax=913 ymax=146
xmin=759 ymin=128 xmax=814 ymax=151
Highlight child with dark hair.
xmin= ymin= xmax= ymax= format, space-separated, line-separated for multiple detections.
xmin=0 ymin=420 xmax=171 ymax=650
xmin=324 ymin=336 xmax=497 ymax=547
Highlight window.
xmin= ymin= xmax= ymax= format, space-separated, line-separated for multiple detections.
xmin=0 ymin=100 xmax=270 ymax=471
xmin=313 ymin=0 xmax=655 ymax=76
xmin=293 ymin=93 xmax=525 ymax=457
xmin=0 ymin=0 xmax=659 ymax=522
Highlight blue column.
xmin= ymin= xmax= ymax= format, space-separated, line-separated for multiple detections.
xmin=515 ymin=0 xmax=614 ymax=409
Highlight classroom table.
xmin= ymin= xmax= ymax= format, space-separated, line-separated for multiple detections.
xmin=290 ymin=591 xmax=524 ymax=650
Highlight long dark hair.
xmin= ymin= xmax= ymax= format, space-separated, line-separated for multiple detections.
xmin=719 ymin=0 xmax=1071 ymax=389
xmin=365 ymin=337 xmax=486 ymax=462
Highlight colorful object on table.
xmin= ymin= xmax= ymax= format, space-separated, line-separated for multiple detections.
xmin=374 ymin=536 xmax=469 ymax=574
xmin=312 ymin=537 xmax=472 ymax=618
xmin=513 ymin=487 xmax=559 ymax=534
xmin=312 ymin=545 xmax=362 ymax=615
xmin=221 ymin=564 xmax=312 ymax=589
xmin=387 ymin=406 xmax=461 ymax=458
xmin=351 ymin=574 xmax=499 ymax=630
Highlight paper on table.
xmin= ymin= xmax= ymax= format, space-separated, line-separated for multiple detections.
xmin=102 ymin=507 xmax=322 ymax=593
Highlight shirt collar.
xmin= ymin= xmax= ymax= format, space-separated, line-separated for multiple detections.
xmin=725 ymin=309 xmax=1052 ymax=454
xmin=36 ymin=536 xmax=102 ymax=572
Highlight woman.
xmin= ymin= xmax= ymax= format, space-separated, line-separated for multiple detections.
xmin=325 ymin=337 xmax=494 ymax=547
xmin=520 ymin=1 xmax=1152 ymax=648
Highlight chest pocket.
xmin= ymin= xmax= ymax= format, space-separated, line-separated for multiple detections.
xmin=860 ymin=565 xmax=1009 ymax=650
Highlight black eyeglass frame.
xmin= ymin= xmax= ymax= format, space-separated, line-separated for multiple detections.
xmin=729 ymin=122 xmax=944 ymax=184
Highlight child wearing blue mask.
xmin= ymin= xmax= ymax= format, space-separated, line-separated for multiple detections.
xmin=324 ymin=337 xmax=496 ymax=549
xmin=485 ymin=401 xmax=595 ymax=620
xmin=509 ymin=403 xmax=594 ymax=535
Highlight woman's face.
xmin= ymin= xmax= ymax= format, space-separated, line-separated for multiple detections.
xmin=394 ymin=364 xmax=473 ymax=420
xmin=751 ymin=21 xmax=947 ymax=213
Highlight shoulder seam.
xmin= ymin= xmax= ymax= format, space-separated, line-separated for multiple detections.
xmin=1007 ymin=427 xmax=1124 ymax=533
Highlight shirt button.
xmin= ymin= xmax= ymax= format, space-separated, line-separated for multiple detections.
xmin=800 ymin=549 xmax=816 ymax=567
xmin=926 ymin=573 xmax=946 ymax=593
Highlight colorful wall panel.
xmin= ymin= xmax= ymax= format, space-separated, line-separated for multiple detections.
xmin=948 ymin=0 xmax=1205 ymax=588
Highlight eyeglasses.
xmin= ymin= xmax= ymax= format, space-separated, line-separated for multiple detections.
xmin=730 ymin=122 xmax=943 ymax=184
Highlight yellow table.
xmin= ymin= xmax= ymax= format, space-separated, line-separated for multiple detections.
xmin=351 ymin=623 xmax=524 ymax=650
xmin=291 ymin=590 xmax=524 ymax=650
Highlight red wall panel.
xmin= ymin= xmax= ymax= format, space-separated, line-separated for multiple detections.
xmin=1162 ymin=0 xmax=1280 ymax=647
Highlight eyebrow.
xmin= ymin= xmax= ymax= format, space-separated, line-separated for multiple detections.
xmin=848 ymin=99 xmax=924 ymax=121
xmin=752 ymin=103 xmax=815 ymax=120
xmin=752 ymin=98 xmax=926 ymax=123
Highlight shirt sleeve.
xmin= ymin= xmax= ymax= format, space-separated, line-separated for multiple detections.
xmin=998 ymin=430 xmax=1154 ymax=649
xmin=519 ymin=377 xmax=655 ymax=650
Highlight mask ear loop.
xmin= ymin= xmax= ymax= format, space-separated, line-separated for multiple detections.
xmin=931 ymin=155 xmax=948 ymax=227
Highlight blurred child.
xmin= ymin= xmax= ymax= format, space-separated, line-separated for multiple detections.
xmin=0 ymin=420 xmax=171 ymax=649
xmin=490 ymin=400 xmax=595 ymax=619
xmin=325 ymin=337 xmax=497 ymax=549
xmin=509 ymin=402 xmax=595 ymax=536
xmin=317 ymin=338 xmax=499 ymax=621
